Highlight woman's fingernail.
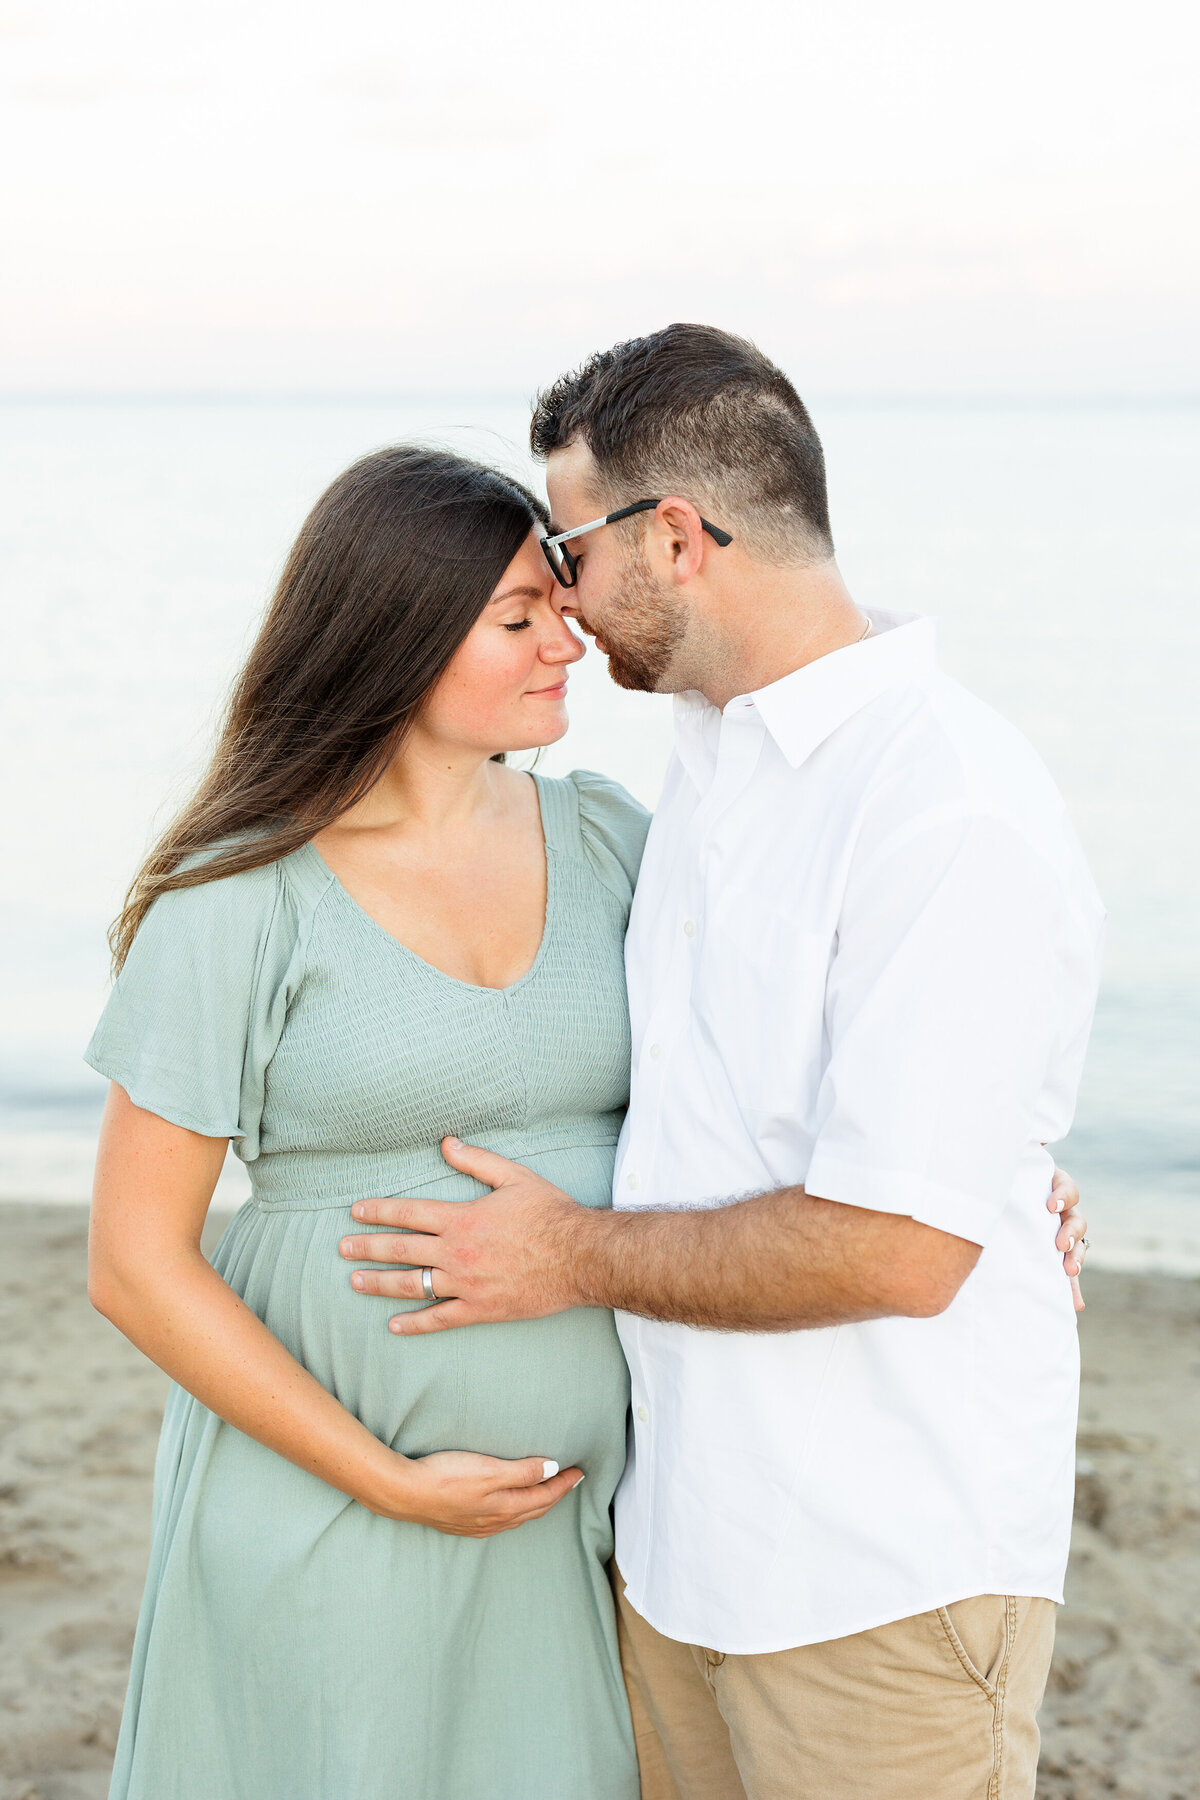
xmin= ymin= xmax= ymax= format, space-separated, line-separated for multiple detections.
xmin=542 ymin=1461 xmax=559 ymax=1481
xmin=573 ymin=1475 xmax=586 ymax=1489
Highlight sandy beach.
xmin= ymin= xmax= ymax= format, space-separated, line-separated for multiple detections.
xmin=0 ymin=1201 xmax=1196 ymax=1800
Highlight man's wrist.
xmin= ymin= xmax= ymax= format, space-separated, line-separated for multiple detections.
xmin=559 ymin=1201 xmax=630 ymax=1311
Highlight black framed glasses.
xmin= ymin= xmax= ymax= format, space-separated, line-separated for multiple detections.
xmin=539 ymin=498 xmax=732 ymax=589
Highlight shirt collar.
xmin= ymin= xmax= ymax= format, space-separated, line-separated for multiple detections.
xmin=673 ymin=610 xmax=937 ymax=782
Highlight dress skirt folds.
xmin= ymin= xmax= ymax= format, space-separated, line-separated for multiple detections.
xmin=84 ymin=772 xmax=649 ymax=1800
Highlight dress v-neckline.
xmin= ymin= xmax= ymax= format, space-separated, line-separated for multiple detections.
xmin=300 ymin=772 xmax=555 ymax=997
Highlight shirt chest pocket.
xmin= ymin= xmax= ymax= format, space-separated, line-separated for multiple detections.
xmin=695 ymin=916 xmax=833 ymax=1127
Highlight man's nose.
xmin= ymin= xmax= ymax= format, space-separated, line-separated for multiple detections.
xmin=551 ymin=592 xmax=593 ymax=635
xmin=550 ymin=586 xmax=587 ymax=623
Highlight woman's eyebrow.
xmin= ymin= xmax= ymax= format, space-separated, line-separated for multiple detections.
xmin=489 ymin=584 xmax=545 ymax=604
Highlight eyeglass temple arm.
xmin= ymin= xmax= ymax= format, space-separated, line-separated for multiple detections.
xmin=603 ymin=500 xmax=733 ymax=546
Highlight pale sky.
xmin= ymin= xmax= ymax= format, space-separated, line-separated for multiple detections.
xmin=2 ymin=0 xmax=1197 ymax=396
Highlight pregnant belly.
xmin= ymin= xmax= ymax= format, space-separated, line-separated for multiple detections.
xmin=209 ymin=1151 xmax=630 ymax=1483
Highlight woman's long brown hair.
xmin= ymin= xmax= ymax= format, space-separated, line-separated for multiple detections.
xmin=110 ymin=446 xmax=548 ymax=971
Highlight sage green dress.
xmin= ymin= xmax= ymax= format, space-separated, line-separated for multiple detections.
xmin=85 ymin=771 xmax=649 ymax=1800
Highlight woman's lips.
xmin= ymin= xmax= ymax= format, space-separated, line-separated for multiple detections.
xmin=526 ymin=680 xmax=568 ymax=698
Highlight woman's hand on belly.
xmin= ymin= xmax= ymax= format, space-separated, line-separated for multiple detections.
xmin=363 ymin=1448 xmax=584 ymax=1537
xmin=89 ymin=1089 xmax=583 ymax=1542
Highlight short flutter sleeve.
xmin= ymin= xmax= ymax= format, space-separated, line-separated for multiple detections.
xmin=569 ymin=769 xmax=652 ymax=911
xmin=84 ymin=858 xmax=304 ymax=1158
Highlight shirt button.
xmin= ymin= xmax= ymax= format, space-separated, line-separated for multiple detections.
xmin=636 ymin=1404 xmax=649 ymax=1423
xmin=626 ymin=1172 xmax=640 ymax=1191
xmin=683 ymin=919 xmax=697 ymax=938
xmin=649 ymin=1043 xmax=662 ymax=1060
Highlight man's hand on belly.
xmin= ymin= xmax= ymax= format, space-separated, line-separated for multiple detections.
xmin=340 ymin=1139 xmax=1088 ymax=1337
xmin=339 ymin=1138 xmax=596 ymax=1335
xmin=339 ymin=1136 xmax=983 ymax=1335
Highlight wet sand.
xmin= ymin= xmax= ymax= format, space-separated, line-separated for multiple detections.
xmin=0 ymin=1201 xmax=1197 ymax=1800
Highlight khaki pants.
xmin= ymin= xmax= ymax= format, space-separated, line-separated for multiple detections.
xmin=613 ymin=1568 xmax=1056 ymax=1800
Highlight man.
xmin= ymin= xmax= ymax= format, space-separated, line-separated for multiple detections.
xmin=341 ymin=325 xmax=1104 ymax=1798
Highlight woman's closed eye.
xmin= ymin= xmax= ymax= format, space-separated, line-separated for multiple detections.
xmin=504 ymin=619 xmax=534 ymax=632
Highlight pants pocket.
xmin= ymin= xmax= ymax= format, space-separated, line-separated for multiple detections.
xmin=934 ymin=1597 xmax=1007 ymax=1700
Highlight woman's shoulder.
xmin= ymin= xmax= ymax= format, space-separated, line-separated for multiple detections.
xmin=549 ymin=769 xmax=652 ymax=905
xmin=140 ymin=849 xmax=271 ymax=936
xmin=87 ymin=845 xmax=319 ymax=1138
xmin=564 ymin=766 xmax=651 ymax=831
xmin=165 ymin=835 xmax=331 ymax=913
xmin=129 ymin=840 xmax=333 ymax=972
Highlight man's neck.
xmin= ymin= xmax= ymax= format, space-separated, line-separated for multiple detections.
xmin=680 ymin=560 xmax=869 ymax=712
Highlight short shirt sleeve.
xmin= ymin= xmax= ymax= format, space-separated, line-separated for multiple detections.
xmin=84 ymin=858 xmax=303 ymax=1155
xmin=804 ymin=810 xmax=1072 ymax=1247
xmin=569 ymin=769 xmax=652 ymax=912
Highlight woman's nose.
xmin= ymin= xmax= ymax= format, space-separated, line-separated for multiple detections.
xmin=542 ymin=617 xmax=586 ymax=665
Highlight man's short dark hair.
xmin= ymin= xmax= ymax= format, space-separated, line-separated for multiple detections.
xmin=531 ymin=323 xmax=834 ymax=566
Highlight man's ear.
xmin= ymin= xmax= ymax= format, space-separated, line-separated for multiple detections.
xmin=651 ymin=498 xmax=707 ymax=583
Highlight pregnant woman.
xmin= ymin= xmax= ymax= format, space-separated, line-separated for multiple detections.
xmin=85 ymin=447 xmax=647 ymax=1799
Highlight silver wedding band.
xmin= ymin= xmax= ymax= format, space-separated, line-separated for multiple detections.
xmin=421 ymin=1266 xmax=437 ymax=1302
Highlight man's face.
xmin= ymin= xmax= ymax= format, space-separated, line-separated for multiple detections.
xmin=544 ymin=440 xmax=688 ymax=693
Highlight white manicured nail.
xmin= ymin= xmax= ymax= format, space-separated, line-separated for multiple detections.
xmin=542 ymin=1461 xmax=559 ymax=1481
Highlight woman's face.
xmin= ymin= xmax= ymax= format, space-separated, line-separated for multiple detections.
xmin=419 ymin=529 xmax=585 ymax=756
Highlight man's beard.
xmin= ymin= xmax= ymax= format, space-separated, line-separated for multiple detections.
xmin=597 ymin=546 xmax=688 ymax=693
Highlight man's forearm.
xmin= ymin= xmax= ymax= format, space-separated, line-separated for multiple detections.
xmin=570 ymin=1186 xmax=979 ymax=1330
xmin=338 ymin=1140 xmax=984 ymax=1336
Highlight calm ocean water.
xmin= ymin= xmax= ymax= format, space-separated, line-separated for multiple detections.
xmin=1 ymin=398 xmax=1197 ymax=1266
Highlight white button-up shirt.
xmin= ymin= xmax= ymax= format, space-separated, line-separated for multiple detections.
xmin=613 ymin=609 xmax=1105 ymax=1654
